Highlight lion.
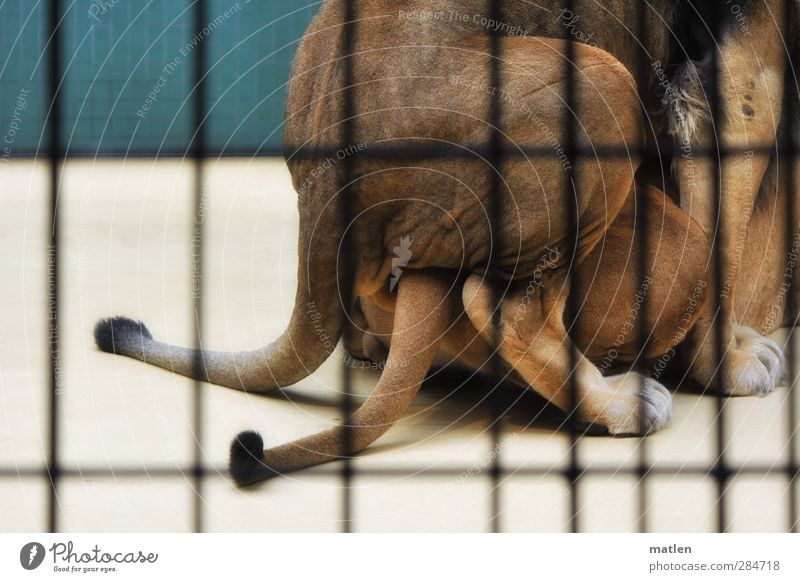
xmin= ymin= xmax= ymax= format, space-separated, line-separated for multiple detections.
xmin=94 ymin=1 xmax=795 ymax=484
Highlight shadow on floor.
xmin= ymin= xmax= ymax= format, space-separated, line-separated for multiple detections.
xmin=265 ymin=363 xmax=575 ymax=437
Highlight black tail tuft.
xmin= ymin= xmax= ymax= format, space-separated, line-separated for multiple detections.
xmin=229 ymin=431 xmax=272 ymax=486
xmin=94 ymin=316 xmax=153 ymax=355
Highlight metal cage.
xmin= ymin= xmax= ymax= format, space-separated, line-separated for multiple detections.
xmin=1 ymin=0 xmax=797 ymax=533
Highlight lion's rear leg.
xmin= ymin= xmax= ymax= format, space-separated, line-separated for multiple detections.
xmin=462 ymin=273 xmax=671 ymax=435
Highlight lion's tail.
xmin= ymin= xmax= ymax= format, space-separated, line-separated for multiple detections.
xmin=93 ymin=202 xmax=346 ymax=392
xmin=229 ymin=270 xmax=451 ymax=485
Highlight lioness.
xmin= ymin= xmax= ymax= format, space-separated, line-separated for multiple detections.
xmin=94 ymin=3 xmax=794 ymax=485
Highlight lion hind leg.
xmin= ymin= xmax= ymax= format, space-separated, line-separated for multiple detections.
xmin=461 ymin=274 xmax=671 ymax=435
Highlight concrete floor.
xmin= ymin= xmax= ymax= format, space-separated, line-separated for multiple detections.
xmin=0 ymin=158 xmax=797 ymax=532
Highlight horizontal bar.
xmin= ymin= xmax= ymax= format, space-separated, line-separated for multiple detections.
xmin=6 ymin=142 xmax=795 ymax=161
xmin=2 ymin=464 xmax=798 ymax=480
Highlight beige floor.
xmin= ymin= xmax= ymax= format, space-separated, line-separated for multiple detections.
xmin=0 ymin=159 xmax=797 ymax=532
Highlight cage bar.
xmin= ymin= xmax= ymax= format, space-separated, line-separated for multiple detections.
xmin=45 ymin=0 xmax=63 ymax=535
xmin=6 ymin=462 xmax=799 ymax=480
xmin=635 ymin=0 xmax=650 ymax=534
xmin=12 ymin=142 xmax=791 ymax=162
xmin=784 ymin=0 xmax=799 ymax=534
xmin=340 ymin=0 xmax=357 ymax=534
xmin=486 ymin=0 xmax=505 ymax=534
xmin=189 ymin=0 xmax=210 ymax=534
xmin=563 ymin=0 xmax=581 ymax=534
xmin=707 ymin=0 xmax=729 ymax=534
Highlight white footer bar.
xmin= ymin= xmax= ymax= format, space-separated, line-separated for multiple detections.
xmin=1 ymin=533 xmax=797 ymax=581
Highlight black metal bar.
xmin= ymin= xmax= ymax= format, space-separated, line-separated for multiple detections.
xmin=784 ymin=0 xmax=799 ymax=534
xmin=4 ymin=463 xmax=796 ymax=479
xmin=340 ymin=0 xmax=356 ymax=534
xmin=45 ymin=0 xmax=63 ymax=535
xmin=282 ymin=142 xmax=787 ymax=160
xmin=564 ymin=0 xmax=580 ymax=534
xmin=190 ymin=0 xmax=209 ymax=534
xmin=708 ymin=2 xmax=728 ymax=534
xmin=9 ymin=142 xmax=790 ymax=161
xmin=635 ymin=0 xmax=650 ymax=534
xmin=486 ymin=0 xmax=504 ymax=534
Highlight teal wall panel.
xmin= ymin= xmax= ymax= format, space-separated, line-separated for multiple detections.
xmin=0 ymin=2 xmax=49 ymax=157
xmin=0 ymin=1 xmax=321 ymax=155
xmin=206 ymin=1 xmax=320 ymax=153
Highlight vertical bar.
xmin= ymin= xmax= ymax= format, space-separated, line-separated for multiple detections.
xmin=708 ymin=2 xmax=728 ymax=533
xmin=784 ymin=0 xmax=799 ymax=534
xmin=191 ymin=0 xmax=208 ymax=534
xmin=340 ymin=0 xmax=356 ymax=534
xmin=635 ymin=0 xmax=650 ymax=534
xmin=564 ymin=0 xmax=580 ymax=534
xmin=487 ymin=0 xmax=504 ymax=534
xmin=45 ymin=0 xmax=63 ymax=534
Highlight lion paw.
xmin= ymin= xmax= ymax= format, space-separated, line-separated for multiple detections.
xmin=581 ymin=373 xmax=672 ymax=435
xmin=715 ymin=327 xmax=785 ymax=396
xmin=688 ymin=326 xmax=785 ymax=397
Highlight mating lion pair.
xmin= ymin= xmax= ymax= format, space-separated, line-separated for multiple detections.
xmin=96 ymin=1 xmax=798 ymax=485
